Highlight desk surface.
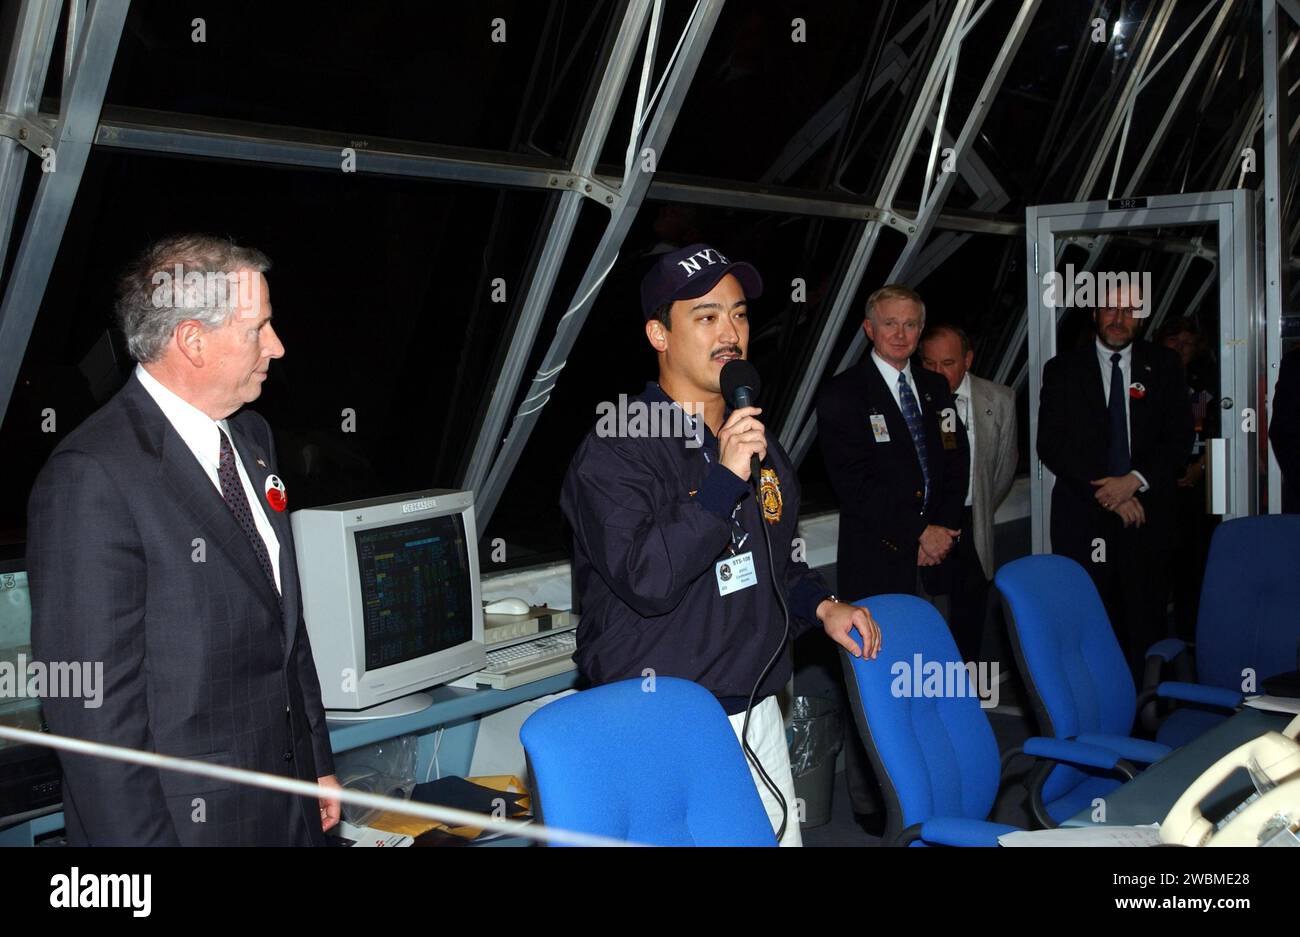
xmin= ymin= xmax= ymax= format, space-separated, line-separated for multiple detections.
xmin=0 ymin=672 xmax=579 ymax=845
xmin=327 ymin=670 xmax=579 ymax=754
xmin=1064 ymin=707 xmax=1294 ymax=827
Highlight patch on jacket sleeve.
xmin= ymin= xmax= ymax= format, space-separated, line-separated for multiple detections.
xmin=759 ymin=467 xmax=783 ymax=524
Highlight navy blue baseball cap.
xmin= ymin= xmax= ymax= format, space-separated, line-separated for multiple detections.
xmin=640 ymin=243 xmax=763 ymax=321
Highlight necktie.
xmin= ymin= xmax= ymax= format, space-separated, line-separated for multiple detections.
xmin=1107 ymin=352 xmax=1131 ymax=475
xmin=218 ymin=428 xmax=280 ymax=599
xmin=898 ymin=372 xmax=931 ymax=508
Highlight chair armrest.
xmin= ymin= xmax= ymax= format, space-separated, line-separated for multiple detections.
xmin=1007 ymin=738 xmax=1138 ymax=830
xmin=1145 ymin=638 xmax=1188 ymax=663
xmin=1021 ymin=736 xmax=1135 ymax=773
xmin=1155 ymin=681 xmax=1243 ymax=710
xmin=897 ymin=817 xmax=1020 ymax=847
xmin=1140 ymin=641 xmax=1195 ymax=731
xmin=1073 ymin=733 xmax=1171 ymax=765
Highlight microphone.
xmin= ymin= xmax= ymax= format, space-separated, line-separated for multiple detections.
xmin=720 ymin=358 xmax=764 ymax=484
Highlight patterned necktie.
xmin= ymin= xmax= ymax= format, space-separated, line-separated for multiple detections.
xmin=218 ymin=428 xmax=280 ymax=599
xmin=897 ymin=372 xmax=931 ymax=509
xmin=1107 ymin=352 xmax=1131 ymax=475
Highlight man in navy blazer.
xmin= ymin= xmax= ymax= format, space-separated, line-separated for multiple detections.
xmin=817 ymin=285 xmax=970 ymax=604
xmin=1037 ymin=284 xmax=1192 ymax=673
xmin=815 ymin=284 xmax=968 ymax=831
xmin=28 ymin=234 xmax=340 ymax=845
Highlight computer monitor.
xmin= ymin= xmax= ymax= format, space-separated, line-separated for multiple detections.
xmin=291 ymin=490 xmax=485 ymax=720
xmin=0 ymin=553 xmax=64 ymax=825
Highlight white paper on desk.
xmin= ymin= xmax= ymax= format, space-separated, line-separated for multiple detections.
xmin=337 ymin=821 xmax=413 ymax=847
xmin=1244 ymin=695 xmax=1300 ymax=715
xmin=997 ymin=825 xmax=1162 ymax=847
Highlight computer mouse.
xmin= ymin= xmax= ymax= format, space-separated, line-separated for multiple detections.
xmin=484 ymin=597 xmax=531 ymax=616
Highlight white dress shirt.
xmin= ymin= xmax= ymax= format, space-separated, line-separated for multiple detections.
xmin=871 ymin=349 xmax=923 ymax=415
xmin=135 ymin=364 xmax=282 ymax=591
xmin=954 ymin=372 xmax=975 ymax=507
xmin=1094 ymin=339 xmax=1149 ymax=492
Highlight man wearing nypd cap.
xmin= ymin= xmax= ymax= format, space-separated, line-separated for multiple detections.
xmin=560 ymin=243 xmax=882 ymax=846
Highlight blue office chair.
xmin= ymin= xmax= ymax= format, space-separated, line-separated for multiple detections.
xmin=519 ymin=676 xmax=777 ymax=846
xmin=1143 ymin=515 xmax=1300 ymax=748
xmin=841 ymin=594 xmax=1138 ymax=845
xmin=994 ymin=555 xmax=1184 ymax=827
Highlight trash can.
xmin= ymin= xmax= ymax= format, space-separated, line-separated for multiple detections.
xmin=788 ymin=696 xmax=843 ymax=829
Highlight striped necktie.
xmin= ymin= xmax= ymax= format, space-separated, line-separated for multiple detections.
xmin=898 ymin=372 xmax=931 ymax=509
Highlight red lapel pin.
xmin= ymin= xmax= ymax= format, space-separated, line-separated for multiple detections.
xmin=264 ymin=474 xmax=287 ymax=512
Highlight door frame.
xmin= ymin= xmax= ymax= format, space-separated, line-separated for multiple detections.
xmin=1024 ymin=189 xmax=1266 ymax=554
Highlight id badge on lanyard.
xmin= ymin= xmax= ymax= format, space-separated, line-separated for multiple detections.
xmin=702 ymin=440 xmax=758 ymax=596
xmin=715 ymin=499 xmax=757 ymax=596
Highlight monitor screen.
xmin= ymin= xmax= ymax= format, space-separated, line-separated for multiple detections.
xmin=353 ymin=515 xmax=473 ymax=671
xmin=0 ymin=568 xmax=43 ymax=748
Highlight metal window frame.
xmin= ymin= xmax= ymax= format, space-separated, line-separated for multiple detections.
xmin=472 ymin=0 xmax=726 ymax=528
xmin=783 ymin=0 xmax=1041 ymax=465
xmin=1263 ymin=0 xmax=1297 ymax=514
xmin=0 ymin=0 xmax=62 ymax=273
xmin=988 ymin=0 xmax=1250 ymax=392
xmin=0 ymin=0 xmax=1290 ymax=535
xmin=0 ymin=0 xmax=130 ymax=424
xmin=459 ymin=0 xmax=655 ymax=498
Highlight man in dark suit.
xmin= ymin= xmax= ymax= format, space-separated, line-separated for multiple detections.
xmin=29 ymin=234 xmax=340 ymax=845
xmin=817 ymin=285 xmax=970 ymax=604
xmin=1270 ymin=346 xmax=1300 ymax=513
xmin=1037 ymin=283 xmax=1192 ymax=674
xmin=815 ymin=284 xmax=968 ymax=832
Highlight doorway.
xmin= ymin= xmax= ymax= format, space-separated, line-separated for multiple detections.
xmin=1024 ymin=190 xmax=1267 ymax=554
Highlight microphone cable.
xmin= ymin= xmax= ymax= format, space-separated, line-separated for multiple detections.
xmin=739 ymin=462 xmax=792 ymax=844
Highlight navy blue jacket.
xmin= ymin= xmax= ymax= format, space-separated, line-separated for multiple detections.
xmin=560 ymin=382 xmax=832 ymax=705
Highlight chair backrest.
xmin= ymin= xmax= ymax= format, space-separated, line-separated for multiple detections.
xmin=519 ymin=676 xmax=776 ymax=846
xmin=841 ymin=594 xmax=1002 ymax=838
xmin=1197 ymin=515 xmax=1300 ymax=689
xmin=994 ymin=554 xmax=1136 ymax=740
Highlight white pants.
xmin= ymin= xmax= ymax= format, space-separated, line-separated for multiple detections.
xmin=727 ymin=695 xmax=802 ymax=847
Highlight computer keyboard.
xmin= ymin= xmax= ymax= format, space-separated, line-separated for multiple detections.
xmin=448 ymin=632 xmax=577 ymax=690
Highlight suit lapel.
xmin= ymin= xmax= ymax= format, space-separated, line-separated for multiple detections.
xmin=125 ymin=380 xmax=284 ymax=624
xmin=1128 ymin=342 xmax=1156 ymax=455
xmin=1082 ymin=345 xmax=1110 ymax=435
xmin=228 ymin=417 xmax=297 ymax=652
xmin=970 ymin=378 xmax=994 ymax=501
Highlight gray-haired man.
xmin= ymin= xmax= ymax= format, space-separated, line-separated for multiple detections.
xmin=29 ymin=234 xmax=340 ymax=845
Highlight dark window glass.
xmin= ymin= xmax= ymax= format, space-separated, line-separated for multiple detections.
xmin=95 ymin=1 xmax=619 ymax=159
xmin=637 ymin=0 xmax=956 ymax=193
xmin=0 ymin=149 xmax=552 ymax=538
